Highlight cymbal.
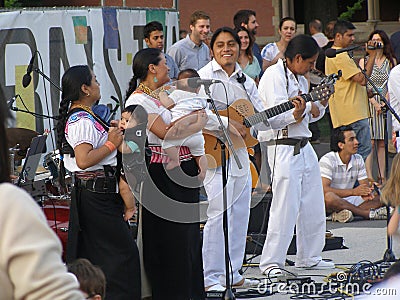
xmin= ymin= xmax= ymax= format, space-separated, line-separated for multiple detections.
xmin=7 ymin=128 xmax=39 ymax=160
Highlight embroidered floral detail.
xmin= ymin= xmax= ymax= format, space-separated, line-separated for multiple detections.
xmin=67 ymin=111 xmax=106 ymax=133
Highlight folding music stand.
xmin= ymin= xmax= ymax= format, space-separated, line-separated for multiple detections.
xmin=17 ymin=134 xmax=48 ymax=198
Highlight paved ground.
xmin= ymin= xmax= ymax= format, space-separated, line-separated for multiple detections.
xmin=232 ymin=219 xmax=398 ymax=299
xmin=205 ymin=143 xmax=399 ymax=299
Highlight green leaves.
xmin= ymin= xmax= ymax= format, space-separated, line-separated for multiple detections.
xmin=338 ymin=0 xmax=365 ymax=21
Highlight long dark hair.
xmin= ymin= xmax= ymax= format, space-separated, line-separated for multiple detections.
xmin=368 ymin=30 xmax=397 ymax=68
xmin=56 ymin=65 xmax=92 ymax=186
xmin=125 ymin=48 xmax=162 ymax=100
xmin=285 ymin=34 xmax=319 ymax=61
xmin=0 ymin=97 xmax=11 ymax=183
xmin=235 ymin=26 xmax=254 ymax=63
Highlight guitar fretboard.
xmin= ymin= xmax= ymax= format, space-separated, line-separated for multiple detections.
xmin=244 ymin=93 xmax=313 ymax=127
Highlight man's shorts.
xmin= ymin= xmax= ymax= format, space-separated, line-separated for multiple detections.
xmin=343 ymin=195 xmax=364 ymax=207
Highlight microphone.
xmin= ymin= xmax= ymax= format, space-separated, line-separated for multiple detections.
xmin=187 ymin=78 xmax=222 ymax=88
xmin=325 ymin=45 xmax=362 ymax=58
xmin=22 ymin=52 xmax=36 ymax=88
xmin=7 ymin=95 xmax=18 ymax=109
xmin=236 ymin=73 xmax=246 ymax=84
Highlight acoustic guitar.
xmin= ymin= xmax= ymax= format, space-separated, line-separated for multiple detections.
xmin=204 ymin=76 xmax=337 ymax=168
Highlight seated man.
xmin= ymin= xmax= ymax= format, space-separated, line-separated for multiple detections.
xmin=319 ymin=125 xmax=386 ymax=222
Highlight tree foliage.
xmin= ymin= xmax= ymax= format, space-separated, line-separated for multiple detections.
xmin=338 ymin=0 xmax=365 ymax=20
xmin=5 ymin=0 xmax=43 ymax=7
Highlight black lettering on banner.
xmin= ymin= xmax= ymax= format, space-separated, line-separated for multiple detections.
xmin=0 ymin=28 xmax=44 ymax=132
xmin=103 ymin=27 xmax=123 ymax=104
xmin=49 ymin=27 xmax=68 ymax=118
xmin=133 ymin=25 xmax=145 ymax=51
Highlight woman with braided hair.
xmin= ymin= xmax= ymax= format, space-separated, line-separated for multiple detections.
xmin=56 ymin=65 xmax=141 ymax=300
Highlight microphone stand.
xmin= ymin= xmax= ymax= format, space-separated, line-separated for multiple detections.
xmin=11 ymin=106 xmax=59 ymax=120
xmin=204 ymin=83 xmax=242 ymax=300
xmin=33 ymin=67 xmax=62 ymax=92
xmin=349 ymin=51 xmax=400 ymax=263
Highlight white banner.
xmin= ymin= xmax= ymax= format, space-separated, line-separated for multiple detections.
xmin=1 ymin=8 xmax=179 ymax=151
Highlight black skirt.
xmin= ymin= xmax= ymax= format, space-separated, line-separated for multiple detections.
xmin=67 ymin=187 xmax=141 ymax=300
xmin=141 ymin=160 xmax=205 ymax=300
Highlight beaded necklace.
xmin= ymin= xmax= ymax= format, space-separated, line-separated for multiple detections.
xmin=137 ymin=82 xmax=162 ymax=100
xmin=69 ymin=103 xmax=109 ymax=130
xmin=70 ymin=103 xmax=94 ymax=114
xmin=137 ymin=82 xmax=153 ymax=96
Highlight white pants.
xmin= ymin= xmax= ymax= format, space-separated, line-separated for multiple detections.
xmin=259 ymin=143 xmax=326 ymax=271
xmin=202 ymin=167 xmax=252 ymax=287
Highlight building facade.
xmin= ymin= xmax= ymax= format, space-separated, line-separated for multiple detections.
xmin=41 ymin=0 xmax=400 ymax=46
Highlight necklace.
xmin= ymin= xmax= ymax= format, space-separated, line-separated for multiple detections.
xmin=69 ymin=103 xmax=109 ymax=129
xmin=137 ymin=82 xmax=161 ymax=100
xmin=137 ymin=82 xmax=153 ymax=95
xmin=70 ymin=103 xmax=93 ymax=113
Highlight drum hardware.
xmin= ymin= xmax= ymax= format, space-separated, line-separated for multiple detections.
xmin=41 ymin=194 xmax=71 ymax=261
xmin=9 ymin=144 xmax=20 ymax=176
xmin=9 ymin=131 xmax=70 ymax=260
xmin=20 ymin=178 xmax=47 ymax=199
xmin=6 ymin=128 xmax=38 ymax=162
xmin=43 ymin=150 xmax=60 ymax=180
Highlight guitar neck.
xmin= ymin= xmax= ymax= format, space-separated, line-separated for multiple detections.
xmin=244 ymin=93 xmax=313 ymax=127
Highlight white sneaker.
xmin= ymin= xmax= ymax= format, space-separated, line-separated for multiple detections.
xmin=369 ymin=207 xmax=388 ymax=220
xmin=297 ymin=260 xmax=335 ymax=270
xmin=232 ymin=278 xmax=260 ymax=289
xmin=205 ymin=283 xmax=225 ymax=292
xmin=331 ymin=209 xmax=354 ymax=223
xmin=262 ymin=264 xmax=283 ymax=277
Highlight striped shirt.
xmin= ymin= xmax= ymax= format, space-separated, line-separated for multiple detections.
xmin=319 ymin=151 xmax=367 ymax=189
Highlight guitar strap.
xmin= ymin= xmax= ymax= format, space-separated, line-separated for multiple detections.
xmin=280 ymin=58 xmax=307 ymax=139
xmin=236 ymin=72 xmax=261 ymax=141
xmin=236 ymin=72 xmax=260 ymax=113
xmin=282 ymin=127 xmax=289 ymax=139
xmin=282 ymin=59 xmax=290 ymax=139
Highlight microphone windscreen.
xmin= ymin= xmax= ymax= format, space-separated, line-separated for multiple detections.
xmin=325 ymin=48 xmax=337 ymax=58
xmin=22 ymin=73 xmax=32 ymax=88
xmin=187 ymin=78 xmax=201 ymax=89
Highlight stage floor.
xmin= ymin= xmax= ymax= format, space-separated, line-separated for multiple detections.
xmin=203 ymin=142 xmax=400 ymax=298
xmin=234 ymin=219 xmax=399 ymax=299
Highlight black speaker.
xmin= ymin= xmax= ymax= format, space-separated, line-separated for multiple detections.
xmin=248 ymin=193 xmax=272 ymax=234
xmin=246 ymin=233 xmax=347 ymax=255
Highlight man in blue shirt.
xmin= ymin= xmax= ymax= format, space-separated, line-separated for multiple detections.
xmin=167 ymin=11 xmax=211 ymax=71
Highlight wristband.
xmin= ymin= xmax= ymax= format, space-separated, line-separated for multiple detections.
xmin=104 ymin=141 xmax=116 ymax=153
